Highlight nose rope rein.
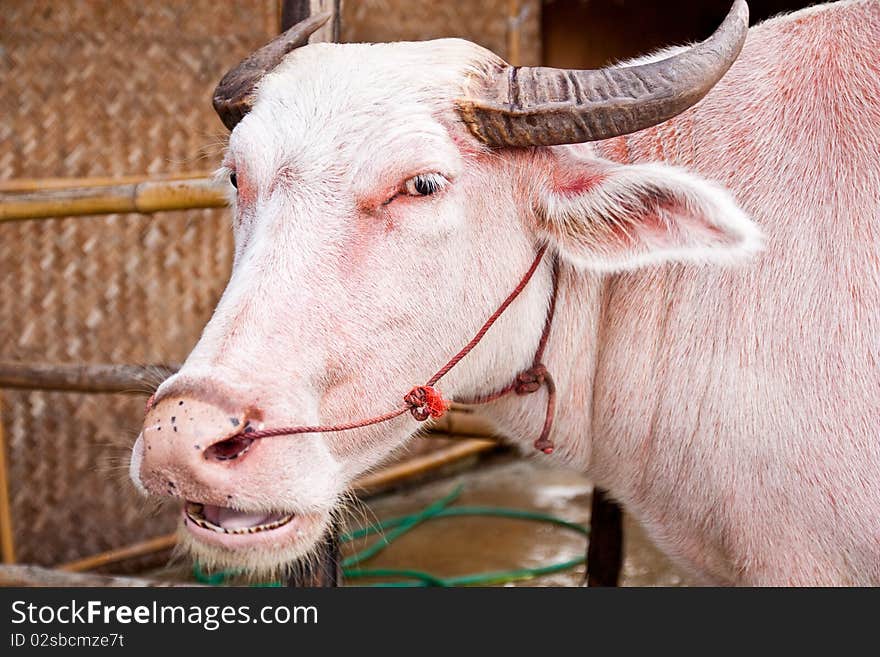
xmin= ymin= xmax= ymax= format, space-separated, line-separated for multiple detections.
xmin=231 ymin=245 xmax=560 ymax=454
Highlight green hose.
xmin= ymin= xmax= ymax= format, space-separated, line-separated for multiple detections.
xmin=194 ymin=484 xmax=590 ymax=587
xmin=341 ymin=485 xmax=463 ymax=568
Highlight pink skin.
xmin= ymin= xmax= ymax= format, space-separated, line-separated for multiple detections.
xmin=133 ymin=0 xmax=880 ymax=584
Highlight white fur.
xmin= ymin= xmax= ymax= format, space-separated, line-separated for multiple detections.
xmin=128 ymin=434 xmax=148 ymax=497
xmin=134 ymin=0 xmax=880 ymax=584
xmin=537 ymin=154 xmax=764 ymax=271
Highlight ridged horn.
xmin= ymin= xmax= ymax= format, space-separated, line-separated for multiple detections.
xmin=457 ymin=0 xmax=749 ymax=146
xmin=212 ymin=12 xmax=332 ymax=131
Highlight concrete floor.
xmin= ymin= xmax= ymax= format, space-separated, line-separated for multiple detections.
xmin=145 ymin=456 xmax=693 ymax=586
xmin=344 ymin=458 xmax=695 ymax=587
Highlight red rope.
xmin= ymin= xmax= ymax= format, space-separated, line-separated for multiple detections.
xmin=425 ymin=244 xmax=548 ymax=387
xmin=455 ymin=256 xmax=560 ymax=453
xmin=235 ymin=246 xmax=560 ymax=454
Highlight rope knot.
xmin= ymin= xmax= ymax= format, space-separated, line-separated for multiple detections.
xmin=515 ymin=364 xmax=548 ymax=395
xmin=404 ymin=386 xmax=450 ymax=422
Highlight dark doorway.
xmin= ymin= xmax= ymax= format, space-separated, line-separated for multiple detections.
xmin=542 ymin=0 xmax=822 ymax=67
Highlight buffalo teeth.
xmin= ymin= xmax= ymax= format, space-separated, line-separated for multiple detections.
xmin=185 ymin=505 xmax=294 ymax=535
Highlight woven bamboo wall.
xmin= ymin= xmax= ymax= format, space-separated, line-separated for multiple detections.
xmin=0 ymin=0 xmax=540 ymax=569
xmin=343 ymin=0 xmax=541 ymax=65
xmin=0 ymin=0 xmax=278 ymax=567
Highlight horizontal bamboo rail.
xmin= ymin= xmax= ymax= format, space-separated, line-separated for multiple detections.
xmin=58 ymin=534 xmax=180 ymax=574
xmin=352 ymin=438 xmax=497 ymax=496
xmin=0 ymin=564 xmax=195 ymax=587
xmin=0 ymin=171 xmax=214 ymax=193
xmin=59 ymin=437 xmax=500 ymax=573
xmin=0 ymin=176 xmax=226 ymax=223
xmin=0 ymin=363 xmax=179 ymax=394
xmin=429 ymin=409 xmax=496 ymax=438
xmin=0 ymin=361 xmax=499 ymax=436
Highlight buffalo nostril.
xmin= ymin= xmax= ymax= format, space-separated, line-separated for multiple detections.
xmin=204 ymin=435 xmax=254 ymax=462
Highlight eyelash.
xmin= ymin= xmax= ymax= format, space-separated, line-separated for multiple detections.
xmin=404 ymin=173 xmax=448 ymax=197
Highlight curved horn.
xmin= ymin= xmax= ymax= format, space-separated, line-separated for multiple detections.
xmin=457 ymin=0 xmax=749 ymax=147
xmin=212 ymin=12 xmax=332 ymax=131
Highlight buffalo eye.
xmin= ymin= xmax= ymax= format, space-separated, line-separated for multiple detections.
xmin=229 ymin=172 xmax=238 ymax=189
xmin=404 ymin=173 xmax=448 ymax=197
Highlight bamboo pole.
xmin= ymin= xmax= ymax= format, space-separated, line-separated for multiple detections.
xmin=281 ymin=0 xmax=340 ymax=40
xmin=0 ymin=171 xmax=214 ymax=193
xmin=0 ymin=177 xmax=226 ymax=223
xmin=0 ymin=564 xmax=197 ymax=587
xmin=429 ymin=409 xmax=497 ymax=438
xmin=0 ymin=362 xmax=497 ymax=439
xmin=58 ymin=437 xmax=500 ymax=573
xmin=507 ymin=0 xmax=522 ymax=66
xmin=59 ymin=534 xmax=177 ymax=573
xmin=0 ymin=394 xmax=15 ymax=564
xmin=352 ymin=438 xmax=497 ymax=495
xmin=0 ymin=363 xmax=179 ymax=395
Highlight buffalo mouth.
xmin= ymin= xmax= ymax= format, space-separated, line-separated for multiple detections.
xmin=185 ymin=502 xmax=294 ymax=535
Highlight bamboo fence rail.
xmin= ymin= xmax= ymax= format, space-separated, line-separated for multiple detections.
xmin=0 ymin=171 xmax=214 ymax=193
xmin=0 ymin=177 xmax=226 ymax=223
xmin=352 ymin=438 xmax=497 ymax=495
xmin=0 ymin=363 xmax=179 ymax=395
xmin=0 ymin=395 xmax=14 ymax=564
xmin=58 ymin=536 xmax=182 ymax=574
xmin=0 ymin=564 xmax=196 ymax=587
xmin=0 ymin=361 xmax=498 ymax=437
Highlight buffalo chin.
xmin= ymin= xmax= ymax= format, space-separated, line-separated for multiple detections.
xmin=176 ymin=508 xmax=333 ymax=581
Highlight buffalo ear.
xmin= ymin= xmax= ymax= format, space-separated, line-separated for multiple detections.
xmin=534 ymin=150 xmax=763 ymax=272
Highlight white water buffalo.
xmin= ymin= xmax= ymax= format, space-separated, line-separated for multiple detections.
xmin=131 ymin=0 xmax=880 ymax=584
